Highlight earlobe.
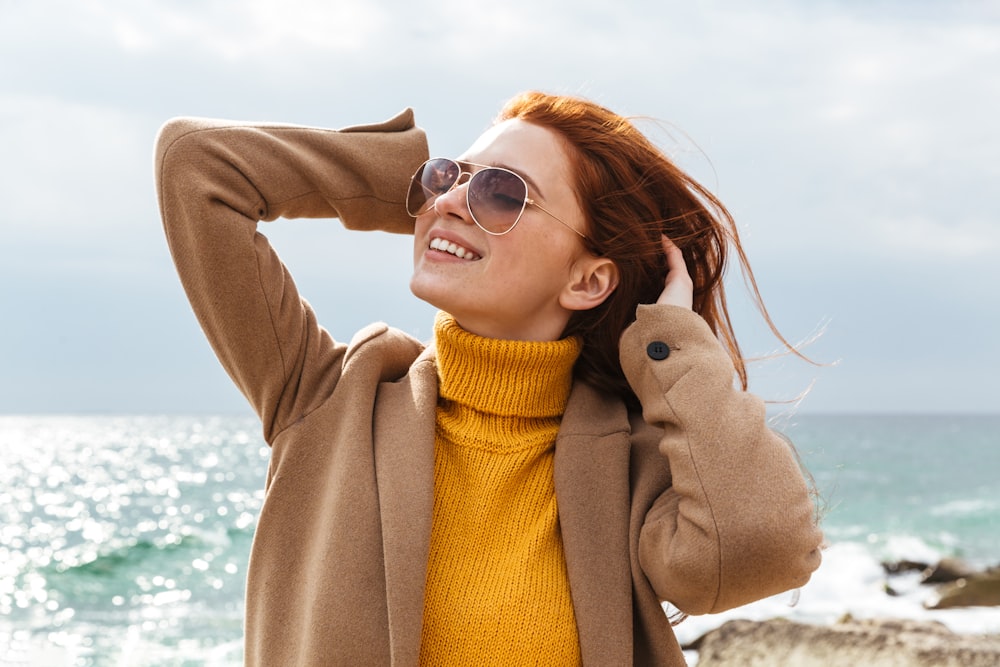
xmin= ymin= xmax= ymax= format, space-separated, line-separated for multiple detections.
xmin=561 ymin=258 xmax=620 ymax=311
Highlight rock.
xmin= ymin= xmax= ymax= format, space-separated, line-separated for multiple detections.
xmin=883 ymin=559 xmax=932 ymax=575
xmin=691 ymin=617 xmax=1000 ymax=667
xmin=922 ymin=558 xmax=978 ymax=584
xmin=929 ymin=569 xmax=1000 ymax=609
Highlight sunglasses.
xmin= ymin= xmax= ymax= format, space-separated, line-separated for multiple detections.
xmin=405 ymin=157 xmax=588 ymax=239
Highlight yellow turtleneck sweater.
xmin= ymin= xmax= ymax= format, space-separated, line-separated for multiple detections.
xmin=418 ymin=313 xmax=583 ymax=666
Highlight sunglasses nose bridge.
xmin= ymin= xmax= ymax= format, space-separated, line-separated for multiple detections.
xmin=436 ymin=167 xmax=472 ymax=201
xmin=426 ymin=166 xmax=478 ymax=226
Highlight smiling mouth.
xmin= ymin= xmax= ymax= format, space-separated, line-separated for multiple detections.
xmin=429 ymin=237 xmax=481 ymax=261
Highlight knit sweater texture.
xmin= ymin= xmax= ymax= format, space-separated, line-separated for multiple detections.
xmin=418 ymin=312 xmax=583 ymax=665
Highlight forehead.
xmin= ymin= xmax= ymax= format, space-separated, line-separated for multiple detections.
xmin=459 ymin=119 xmax=572 ymax=190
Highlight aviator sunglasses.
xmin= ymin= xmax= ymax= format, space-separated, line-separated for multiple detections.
xmin=405 ymin=157 xmax=588 ymax=239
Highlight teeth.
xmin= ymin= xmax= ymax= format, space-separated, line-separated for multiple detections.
xmin=430 ymin=237 xmax=478 ymax=260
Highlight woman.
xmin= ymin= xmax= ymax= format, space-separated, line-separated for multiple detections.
xmin=155 ymin=91 xmax=822 ymax=666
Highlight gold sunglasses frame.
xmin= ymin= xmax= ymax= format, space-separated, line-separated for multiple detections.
xmin=407 ymin=158 xmax=589 ymax=240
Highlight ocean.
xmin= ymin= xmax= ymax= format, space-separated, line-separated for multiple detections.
xmin=1 ymin=413 xmax=997 ymax=666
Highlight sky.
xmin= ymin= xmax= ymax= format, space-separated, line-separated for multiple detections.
xmin=1 ymin=0 xmax=997 ymax=415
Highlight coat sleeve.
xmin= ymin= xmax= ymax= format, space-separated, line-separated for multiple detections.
xmin=154 ymin=111 xmax=429 ymax=440
xmin=620 ymin=303 xmax=823 ymax=615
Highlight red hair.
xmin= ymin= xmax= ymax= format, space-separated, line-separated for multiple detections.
xmin=498 ymin=91 xmax=791 ymax=407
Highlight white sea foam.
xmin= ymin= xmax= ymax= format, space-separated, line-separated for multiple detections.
xmin=931 ymin=498 xmax=997 ymax=517
xmin=879 ymin=533 xmax=947 ymax=564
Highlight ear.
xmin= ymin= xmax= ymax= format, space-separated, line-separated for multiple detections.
xmin=560 ymin=257 xmax=620 ymax=311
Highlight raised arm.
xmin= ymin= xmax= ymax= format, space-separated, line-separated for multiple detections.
xmin=622 ymin=238 xmax=822 ymax=614
xmin=154 ymin=111 xmax=428 ymax=438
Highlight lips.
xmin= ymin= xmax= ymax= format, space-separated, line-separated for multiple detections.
xmin=429 ymin=236 xmax=481 ymax=261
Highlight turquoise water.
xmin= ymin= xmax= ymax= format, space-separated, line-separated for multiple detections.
xmin=0 ymin=416 xmax=265 ymax=665
xmin=1 ymin=413 xmax=997 ymax=665
xmin=785 ymin=413 xmax=1000 ymax=564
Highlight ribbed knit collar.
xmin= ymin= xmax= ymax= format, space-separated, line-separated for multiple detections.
xmin=433 ymin=312 xmax=581 ymax=419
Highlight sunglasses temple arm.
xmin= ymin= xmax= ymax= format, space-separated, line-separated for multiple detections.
xmin=529 ymin=200 xmax=589 ymax=240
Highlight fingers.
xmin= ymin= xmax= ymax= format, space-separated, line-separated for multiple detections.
xmin=656 ymin=234 xmax=694 ymax=310
xmin=660 ymin=235 xmax=685 ymax=272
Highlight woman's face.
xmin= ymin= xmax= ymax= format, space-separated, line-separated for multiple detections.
xmin=410 ymin=119 xmax=602 ymax=341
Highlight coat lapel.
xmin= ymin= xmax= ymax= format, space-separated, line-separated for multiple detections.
xmin=373 ymin=353 xmax=634 ymax=665
xmin=373 ymin=349 xmax=438 ymax=666
xmin=555 ymin=382 xmax=634 ymax=665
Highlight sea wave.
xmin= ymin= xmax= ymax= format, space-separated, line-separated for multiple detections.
xmin=931 ymin=498 xmax=998 ymax=518
xmin=673 ymin=539 xmax=1000 ymax=653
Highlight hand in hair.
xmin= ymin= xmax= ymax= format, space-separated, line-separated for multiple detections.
xmin=656 ymin=235 xmax=693 ymax=310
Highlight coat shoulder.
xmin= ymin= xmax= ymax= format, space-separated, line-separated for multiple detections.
xmin=343 ymin=322 xmax=430 ymax=383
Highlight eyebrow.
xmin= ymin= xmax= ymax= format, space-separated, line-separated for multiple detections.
xmin=457 ymin=159 xmax=546 ymax=199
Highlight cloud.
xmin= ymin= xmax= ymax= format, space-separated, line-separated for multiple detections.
xmin=1 ymin=0 xmax=389 ymax=58
xmin=871 ymin=216 xmax=999 ymax=260
xmin=0 ymin=94 xmax=151 ymax=235
xmin=107 ymin=0 xmax=388 ymax=59
xmin=1 ymin=0 xmax=998 ymax=412
xmin=4 ymin=1 xmax=997 ymax=263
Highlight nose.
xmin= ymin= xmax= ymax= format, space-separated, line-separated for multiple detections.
xmin=430 ymin=172 xmax=474 ymax=224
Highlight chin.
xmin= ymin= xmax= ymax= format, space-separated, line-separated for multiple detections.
xmin=409 ymin=275 xmax=451 ymax=313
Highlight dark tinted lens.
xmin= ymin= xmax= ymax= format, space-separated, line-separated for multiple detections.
xmin=406 ymin=159 xmax=460 ymax=216
xmin=468 ymin=168 xmax=527 ymax=233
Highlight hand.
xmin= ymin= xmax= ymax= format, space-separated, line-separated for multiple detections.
xmin=656 ymin=235 xmax=693 ymax=310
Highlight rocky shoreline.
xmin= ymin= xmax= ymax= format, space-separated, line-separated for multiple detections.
xmin=689 ymin=617 xmax=1000 ymax=667
xmin=883 ymin=557 xmax=1000 ymax=609
xmin=685 ymin=557 xmax=1000 ymax=666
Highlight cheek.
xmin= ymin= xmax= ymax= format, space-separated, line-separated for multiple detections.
xmin=411 ymin=215 xmax=432 ymax=256
xmin=412 ymin=213 xmax=431 ymax=238
xmin=494 ymin=238 xmax=577 ymax=289
xmin=508 ymin=228 xmax=579 ymax=267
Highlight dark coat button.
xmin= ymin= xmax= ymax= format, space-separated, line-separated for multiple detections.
xmin=646 ymin=341 xmax=670 ymax=360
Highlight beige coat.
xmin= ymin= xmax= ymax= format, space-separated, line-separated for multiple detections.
xmin=155 ymin=109 xmax=823 ymax=666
